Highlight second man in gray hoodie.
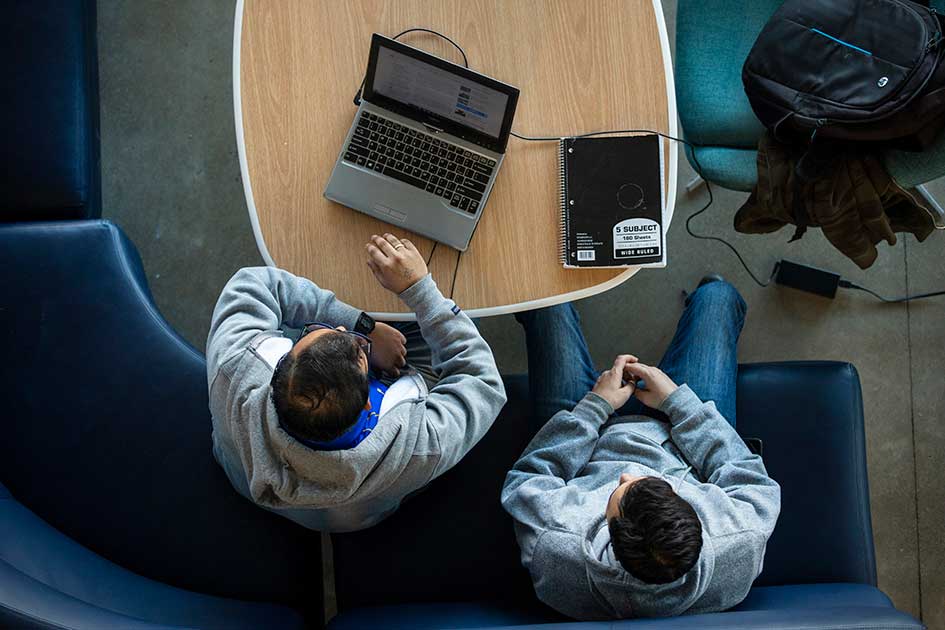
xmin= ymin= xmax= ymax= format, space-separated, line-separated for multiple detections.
xmin=501 ymin=278 xmax=781 ymax=619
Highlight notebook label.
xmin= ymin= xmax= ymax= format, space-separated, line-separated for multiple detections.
xmin=613 ymin=218 xmax=661 ymax=259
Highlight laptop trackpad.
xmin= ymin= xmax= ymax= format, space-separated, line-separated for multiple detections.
xmin=375 ymin=204 xmax=407 ymax=223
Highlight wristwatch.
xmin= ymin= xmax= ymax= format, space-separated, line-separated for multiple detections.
xmin=354 ymin=311 xmax=376 ymax=335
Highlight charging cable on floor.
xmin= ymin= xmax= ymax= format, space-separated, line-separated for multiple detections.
xmin=839 ymin=280 xmax=945 ymax=302
xmin=515 ymin=128 xmax=945 ymax=303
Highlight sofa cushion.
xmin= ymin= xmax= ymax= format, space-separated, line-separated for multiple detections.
xmin=328 ymin=602 xmax=559 ymax=630
xmin=334 ymin=362 xmax=876 ymax=616
xmin=0 ymin=491 xmax=304 ymax=630
xmin=332 ymin=374 xmax=549 ymax=612
xmin=0 ymin=0 xmax=101 ymax=220
xmin=326 ymin=583 xmax=894 ymax=630
xmin=736 ymin=362 xmax=876 ymax=587
xmin=734 ymin=583 xmax=891 ymax=611
xmin=329 ymin=603 xmax=920 ymax=630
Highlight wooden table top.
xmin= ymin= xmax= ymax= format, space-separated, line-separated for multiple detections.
xmin=235 ymin=0 xmax=677 ymax=319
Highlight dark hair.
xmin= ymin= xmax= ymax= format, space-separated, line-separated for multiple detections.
xmin=270 ymin=332 xmax=369 ymax=442
xmin=608 ymin=477 xmax=703 ymax=584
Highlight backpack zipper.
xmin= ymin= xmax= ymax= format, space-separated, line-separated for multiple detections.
xmin=926 ymin=8 xmax=941 ymax=52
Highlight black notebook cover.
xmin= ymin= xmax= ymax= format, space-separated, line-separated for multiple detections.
xmin=559 ymin=135 xmax=665 ymax=268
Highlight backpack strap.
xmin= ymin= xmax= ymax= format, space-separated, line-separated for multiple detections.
xmin=790 ymin=137 xmax=842 ymax=242
xmin=789 ymin=179 xmax=809 ymax=242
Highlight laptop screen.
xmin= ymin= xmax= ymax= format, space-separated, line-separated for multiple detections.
xmin=362 ymin=34 xmax=520 ymax=153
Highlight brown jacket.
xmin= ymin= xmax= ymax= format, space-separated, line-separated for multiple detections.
xmin=735 ymin=132 xmax=936 ymax=269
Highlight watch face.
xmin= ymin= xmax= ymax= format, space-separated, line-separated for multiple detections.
xmin=357 ymin=313 xmax=375 ymax=334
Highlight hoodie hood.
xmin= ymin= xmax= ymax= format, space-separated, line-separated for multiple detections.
xmin=248 ymin=362 xmax=428 ymax=507
xmin=502 ymin=386 xmax=780 ymax=620
xmin=583 ymin=503 xmax=714 ymax=618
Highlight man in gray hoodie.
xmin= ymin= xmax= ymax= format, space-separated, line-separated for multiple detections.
xmin=501 ymin=277 xmax=781 ymax=619
xmin=207 ymin=232 xmax=506 ymax=532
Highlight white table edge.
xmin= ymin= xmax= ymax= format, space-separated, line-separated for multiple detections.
xmin=233 ymin=0 xmax=277 ymax=268
xmin=232 ymin=0 xmax=678 ymax=321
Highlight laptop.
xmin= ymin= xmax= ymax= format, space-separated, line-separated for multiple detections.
xmin=324 ymin=34 xmax=520 ymax=251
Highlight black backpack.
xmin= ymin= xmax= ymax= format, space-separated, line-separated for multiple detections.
xmin=742 ymin=0 xmax=945 ymax=151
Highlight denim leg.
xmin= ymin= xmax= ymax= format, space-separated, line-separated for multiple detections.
xmin=515 ymin=303 xmax=598 ymax=435
xmin=617 ymin=281 xmax=746 ymax=427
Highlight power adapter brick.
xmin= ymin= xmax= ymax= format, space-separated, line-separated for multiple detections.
xmin=772 ymin=260 xmax=841 ymax=298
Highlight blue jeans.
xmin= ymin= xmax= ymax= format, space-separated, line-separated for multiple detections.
xmin=514 ymin=281 xmax=746 ymax=433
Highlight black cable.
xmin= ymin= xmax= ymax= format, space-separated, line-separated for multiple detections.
xmin=511 ymin=129 xmax=775 ymax=287
xmin=351 ymin=28 xmax=467 ymax=298
xmin=421 ymin=237 xmax=460 ymax=302
xmin=449 ymin=250 xmax=462 ymax=300
xmin=839 ymin=280 xmax=945 ymax=303
xmin=354 ymin=28 xmax=469 ymax=105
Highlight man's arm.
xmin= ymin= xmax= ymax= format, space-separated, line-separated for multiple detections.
xmin=500 ymin=392 xmax=613 ymax=565
xmin=365 ymin=234 xmax=506 ymax=477
xmin=501 ymin=356 xmax=636 ymax=566
xmin=205 ymin=266 xmax=361 ymax=380
xmin=661 ymin=385 xmax=781 ymax=537
xmin=626 ymin=362 xmax=781 ymax=537
xmin=398 ymin=274 xmax=507 ymax=476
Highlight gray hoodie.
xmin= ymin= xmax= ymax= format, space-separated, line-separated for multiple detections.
xmin=501 ymin=387 xmax=781 ymax=620
xmin=206 ymin=267 xmax=506 ymax=532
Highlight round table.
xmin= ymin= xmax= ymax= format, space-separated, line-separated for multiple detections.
xmin=234 ymin=0 xmax=677 ymax=319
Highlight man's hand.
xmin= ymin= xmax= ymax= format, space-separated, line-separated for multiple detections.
xmin=368 ymin=322 xmax=407 ymax=377
xmin=591 ymin=354 xmax=638 ymax=410
xmin=365 ymin=233 xmax=429 ymax=295
xmin=625 ymin=362 xmax=679 ymax=409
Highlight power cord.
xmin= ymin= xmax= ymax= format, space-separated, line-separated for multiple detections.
xmin=449 ymin=250 xmax=462 ymax=299
xmin=352 ymin=27 xmax=468 ymax=300
xmin=353 ymin=28 xmax=468 ymax=106
xmin=425 ymin=242 xmax=438 ymax=266
xmin=839 ymin=280 xmax=945 ymax=303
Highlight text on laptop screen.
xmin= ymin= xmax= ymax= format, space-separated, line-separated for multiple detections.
xmin=372 ymin=46 xmax=510 ymax=139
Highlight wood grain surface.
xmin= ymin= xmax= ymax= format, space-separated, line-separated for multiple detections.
xmin=239 ymin=0 xmax=672 ymax=316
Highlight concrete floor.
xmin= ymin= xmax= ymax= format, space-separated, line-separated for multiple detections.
xmin=98 ymin=0 xmax=942 ymax=626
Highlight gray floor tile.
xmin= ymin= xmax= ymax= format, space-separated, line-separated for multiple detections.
xmin=98 ymin=0 xmax=259 ymax=351
xmin=904 ymin=181 xmax=945 ymax=630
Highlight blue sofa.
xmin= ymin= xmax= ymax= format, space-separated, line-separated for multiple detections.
xmin=0 ymin=220 xmax=925 ymax=630
xmin=0 ymin=221 xmax=318 ymax=629
xmin=0 ymin=0 xmax=100 ymax=221
xmin=326 ymin=337 xmax=924 ymax=622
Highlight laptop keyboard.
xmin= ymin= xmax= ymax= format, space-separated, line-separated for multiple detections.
xmin=342 ymin=111 xmax=497 ymax=215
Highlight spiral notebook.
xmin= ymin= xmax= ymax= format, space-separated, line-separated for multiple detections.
xmin=559 ymin=134 xmax=666 ymax=268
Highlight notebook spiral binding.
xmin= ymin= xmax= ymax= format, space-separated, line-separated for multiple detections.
xmin=558 ymin=139 xmax=568 ymax=264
